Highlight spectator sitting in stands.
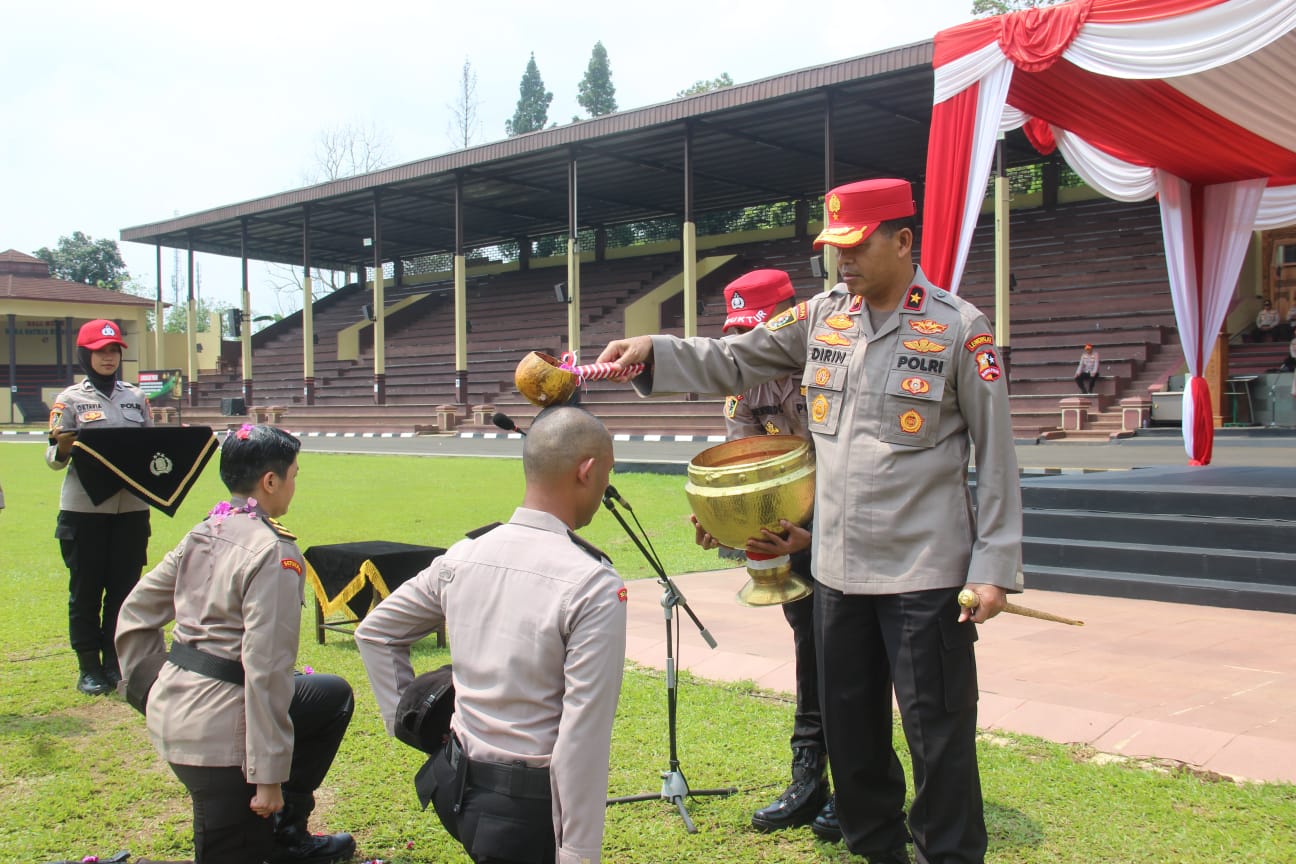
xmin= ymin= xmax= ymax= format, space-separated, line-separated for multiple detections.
xmin=1284 ymin=301 xmax=1296 ymax=341
xmin=1255 ymin=299 xmax=1281 ymax=341
xmin=1075 ymin=344 xmax=1100 ymax=394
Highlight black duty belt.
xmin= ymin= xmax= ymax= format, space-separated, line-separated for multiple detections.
xmin=168 ymin=641 xmax=245 ymax=686
xmin=450 ymin=737 xmax=550 ymax=800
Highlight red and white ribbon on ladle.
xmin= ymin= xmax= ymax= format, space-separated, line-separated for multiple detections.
xmin=559 ymin=351 xmax=645 ymax=386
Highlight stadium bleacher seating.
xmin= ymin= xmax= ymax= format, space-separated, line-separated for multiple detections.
xmin=175 ymin=198 xmax=1193 ymax=440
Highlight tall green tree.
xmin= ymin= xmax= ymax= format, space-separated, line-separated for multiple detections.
xmin=577 ymin=41 xmax=618 ymax=117
xmin=677 ymin=73 xmax=733 ymax=98
xmin=972 ymin=0 xmax=1062 ymax=15
xmin=163 ymin=296 xmax=230 ymax=334
xmin=505 ymin=53 xmax=553 ymax=136
xmin=34 ymin=231 xmax=129 ymax=289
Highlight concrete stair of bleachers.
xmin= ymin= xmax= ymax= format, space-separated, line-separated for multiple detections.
xmin=1017 ymin=467 xmax=1296 ymax=613
xmin=1229 ymin=340 xmax=1294 ymax=377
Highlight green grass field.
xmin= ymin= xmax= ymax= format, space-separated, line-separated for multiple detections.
xmin=1 ymin=442 xmax=1293 ymax=863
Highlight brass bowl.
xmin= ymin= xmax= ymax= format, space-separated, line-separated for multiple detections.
xmin=515 ymin=351 xmax=578 ymax=407
xmin=685 ymin=435 xmax=815 ymax=551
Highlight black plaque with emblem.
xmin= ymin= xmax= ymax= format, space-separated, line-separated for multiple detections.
xmin=71 ymin=426 xmax=219 ymax=516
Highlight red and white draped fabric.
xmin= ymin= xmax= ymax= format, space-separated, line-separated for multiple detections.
xmin=922 ymin=0 xmax=1296 ymax=464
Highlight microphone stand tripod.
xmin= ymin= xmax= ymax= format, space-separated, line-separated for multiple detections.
xmin=601 ymin=491 xmax=737 ymax=833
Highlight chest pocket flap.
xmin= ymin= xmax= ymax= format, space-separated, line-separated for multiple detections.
xmin=879 ymin=367 xmax=946 ymax=448
xmin=801 ymin=360 xmax=849 ymax=437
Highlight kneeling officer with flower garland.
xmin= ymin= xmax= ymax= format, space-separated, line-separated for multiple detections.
xmin=116 ymin=425 xmax=357 ymax=864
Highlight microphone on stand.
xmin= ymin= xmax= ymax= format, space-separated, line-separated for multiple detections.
xmin=603 ymin=484 xmax=633 ymax=511
xmin=491 ymin=412 xmax=526 ymax=436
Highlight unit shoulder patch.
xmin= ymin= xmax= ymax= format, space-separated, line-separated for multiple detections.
xmin=766 ymin=301 xmax=808 ymax=332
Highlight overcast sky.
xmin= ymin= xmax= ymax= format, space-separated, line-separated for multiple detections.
xmin=2 ymin=0 xmax=977 ymax=314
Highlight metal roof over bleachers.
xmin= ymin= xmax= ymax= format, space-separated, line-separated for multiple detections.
xmin=119 ymin=40 xmax=1040 ymax=271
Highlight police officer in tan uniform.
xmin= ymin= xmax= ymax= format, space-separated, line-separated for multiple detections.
xmin=695 ymin=269 xmax=836 ymax=838
xmin=596 ymin=179 xmax=1023 ymax=864
xmin=46 ymin=318 xmax=153 ymax=695
xmin=116 ymin=425 xmax=356 ymax=864
xmin=355 ymin=406 xmax=627 ymax=864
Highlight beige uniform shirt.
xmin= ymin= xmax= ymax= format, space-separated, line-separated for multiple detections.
xmin=354 ymin=507 xmax=628 ymax=864
xmin=1076 ymin=351 xmax=1100 ymax=376
xmin=45 ymin=378 xmax=153 ymax=513
xmin=724 ymin=370 xmax=809 ymax=441
xmin=115 ymin=498 xmax=305 ymax=783
xmin=643 ymin=267 xmax=1023 ymax=594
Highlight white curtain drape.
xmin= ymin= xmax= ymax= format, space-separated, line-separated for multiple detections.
xmin=1157 ymin=171 xmax=1266 ymax=457
xmin=943 ymin=58 xmax=1015 ymax=295
xmin=1256 ymin=185 xmax=1296 ymax=228
xmin=1068 ymin=0 xmax=1296 ymax=78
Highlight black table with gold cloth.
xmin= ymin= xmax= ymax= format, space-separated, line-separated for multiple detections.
xmin=303 ymin=541 xmax=446 ymax=644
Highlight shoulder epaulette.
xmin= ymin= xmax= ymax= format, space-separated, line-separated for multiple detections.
xmin=930 ymin=287 xmax=958 ymax=306
xmin=465 ymin=521 xmax=503 ymax=539
xmin=264 ymin=516 xmax=296 ymax=540
xmin=568 ymin=530 xmax=612 ymax=564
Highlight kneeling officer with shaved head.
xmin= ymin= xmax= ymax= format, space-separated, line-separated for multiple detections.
xmin=356 ymin=406 xmax=627 ymax=864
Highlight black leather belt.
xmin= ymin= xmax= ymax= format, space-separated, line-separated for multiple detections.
xmin=450 ymin=737 xmax=550 ymax=800
xmin=168 ymin=641 xmax=244 ymax=686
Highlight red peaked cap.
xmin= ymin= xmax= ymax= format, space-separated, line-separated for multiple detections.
xmin=723 ymin=269 xmax=795 ymax=333
xmin=77 ymin=319 xmax=128 ymax=350
xmin=813 ymin=178 xmax=916 ymax=250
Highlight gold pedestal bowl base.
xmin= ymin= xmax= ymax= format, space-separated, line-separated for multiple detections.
xmin=736 ymin=557 xmax=814 ymax=607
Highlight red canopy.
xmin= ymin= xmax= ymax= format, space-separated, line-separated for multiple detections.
xmin=921 ymin=0 xmax=1296 ymax=463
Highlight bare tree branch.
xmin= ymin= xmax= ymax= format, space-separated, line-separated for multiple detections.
xmin=447 ymin=57 xmax=481 ymax=150
xmin=266 ymin=122 xmax=391 ymax=312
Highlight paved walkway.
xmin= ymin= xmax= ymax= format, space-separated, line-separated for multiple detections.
xmin=624 ymin=569 xmax=1296 ymax=784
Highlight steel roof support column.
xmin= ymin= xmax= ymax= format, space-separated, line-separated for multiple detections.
xmin=190 ymin=234 xmax=203 ymax=408
xmin=155 ymin=245 xmax=165 ymax=369
xmin=302 ymin=206 xmax=316 ymax=406
xmin=994 ymin=135 xmax=1013 ymax=389
xmin=821 ymin=91 xmax=838 ymax=293
xmin=567 ymin=156 xmax=582 ymax=357
xmin=237 ymin=223 xmax=252 ymax=409
xmin=454 ymin=173 xmax=468 ymax=405
xmin=372 ymin=191 xmax=386 ymax=405
xmin=682 ymin=123 xmax=697 ymax=340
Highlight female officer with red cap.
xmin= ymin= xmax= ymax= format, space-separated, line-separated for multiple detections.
xmin=46 ymin=319 xmax=153 ymax=695
xmin=695 ymin=269 xmax=836 ymax=839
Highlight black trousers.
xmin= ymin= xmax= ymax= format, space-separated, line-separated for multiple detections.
xmin=430 ymin=744 xmax=555 ymax=864
xmin=168 ymin=673 xmax=354 ymax=864
xmin=1074 ymin=372 xmax=1099 ymax=393
xmin=785 ymin=549 xmax=823 ymax=750
xmin=816 ymin=584 xmax=985 ymax=864
xmin=57 ymin=509 xmax=151 ymax=672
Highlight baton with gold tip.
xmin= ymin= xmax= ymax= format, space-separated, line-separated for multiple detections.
xmin=957 ymin=589 xmax=1084 ymax=626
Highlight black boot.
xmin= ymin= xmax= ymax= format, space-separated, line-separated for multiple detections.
xmin=267 ymin=793 xmax=356 ymax=864
xmin=103 ymin=648 xmax=122 ymax=687
xmin=751 ymin=744 xmax=829 ymax=832
xmin=810 ymin=794 xmax=842 ymax=843
xmin=76 ymin=650 xmax=112 ymax=696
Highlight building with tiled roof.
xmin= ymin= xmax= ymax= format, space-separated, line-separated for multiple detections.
xmin=1 ymin=249 xmax=158 ymax=424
